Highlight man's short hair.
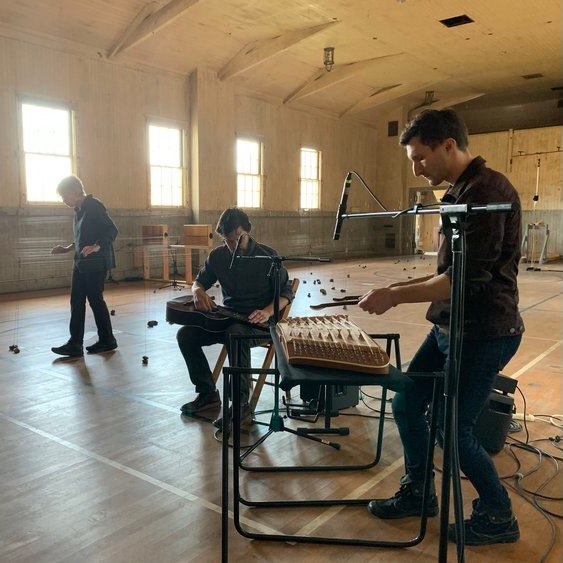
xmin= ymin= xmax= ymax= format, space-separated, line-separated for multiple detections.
xmin=57 ymin=175 xmax=85 ymax=196
xmin=399 ymin=108 xmax=469 ymax=150
xmin=216 ymin=207 xmax=252 ymax=237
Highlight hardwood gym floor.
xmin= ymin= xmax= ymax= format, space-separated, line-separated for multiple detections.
xmin=0 ymin=256 xmax=561 ymax=562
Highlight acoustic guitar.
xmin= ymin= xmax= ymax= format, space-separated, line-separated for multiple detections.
xmin=165 ymin=295 xmax=269 ymax=332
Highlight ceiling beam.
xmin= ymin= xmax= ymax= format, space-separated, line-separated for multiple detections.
xmin=431 ymin=92 xmax=486 ymax=109
xmin=218 ymin=21 xmax=338 ymax=81
xmin=340 ymin=80 xmax=441 ymax=117
xmin=284 ymin=53 xmax=405 ymax=104
xmin=108 ymin=0 xmax=201 ymax=59
xmin=407 ymin=91 xmax=485 ymax=118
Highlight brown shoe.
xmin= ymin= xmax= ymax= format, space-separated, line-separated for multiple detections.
xmin=181 ymin=391 xmax=221 ymax=415
xmin=212 ymin=402 xmax=252 ymax=431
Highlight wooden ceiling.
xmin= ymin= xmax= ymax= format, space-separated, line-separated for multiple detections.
xmin=1 ymin=0 xmax=562 ymax=124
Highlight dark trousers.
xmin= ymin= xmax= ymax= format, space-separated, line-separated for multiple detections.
xmin=176 ymin=322 xmax=267 ymax=404
xmin=69 ymin=267 xmax=114 ymax=345
xmin=393 ymin=325 xmax=522 ymax=510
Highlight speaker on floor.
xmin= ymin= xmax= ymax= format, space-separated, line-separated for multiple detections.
xmin=299 ymin=383 xmax=359 ymax=413
xmin=474 ymin=374 xmax=517 ymax=453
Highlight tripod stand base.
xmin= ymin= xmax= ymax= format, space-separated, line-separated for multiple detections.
xmin=159 ymin=281 xmax=186 ymax=290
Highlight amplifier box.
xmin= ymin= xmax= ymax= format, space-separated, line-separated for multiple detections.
xmin=474 ymin=390 xmax=514 ymax=453
xmin=299 ymin=383 xmax=359 ymax=414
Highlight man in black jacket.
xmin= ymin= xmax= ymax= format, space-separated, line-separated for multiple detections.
xmin=51 ymin=175 xmax=119 ymax=357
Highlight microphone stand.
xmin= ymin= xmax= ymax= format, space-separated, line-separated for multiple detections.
xmin=220 ymin=252 xmax=330 ymax=562
xmin=336 ymin=201 xmax=514 ymax=563
xmin=233 ymin=254 xmax=340 ymax=457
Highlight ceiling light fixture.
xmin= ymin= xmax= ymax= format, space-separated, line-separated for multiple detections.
xmin=323 ymin=47 xmax=335 ymax=72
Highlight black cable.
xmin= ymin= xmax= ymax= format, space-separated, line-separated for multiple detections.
xmin=348 ymin=170 xmax=388 ymax=211
xmin=515 ymin=385 xmax=531 ymax=444
xmin=504 ymin=479 xmax=557 ymax=563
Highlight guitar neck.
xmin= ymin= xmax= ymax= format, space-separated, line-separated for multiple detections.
xmin=215 ymin=305 xmax=270 ymax=330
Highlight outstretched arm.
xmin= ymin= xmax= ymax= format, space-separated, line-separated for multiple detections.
xmin=358 ymin=272 xmax=451 ymax=315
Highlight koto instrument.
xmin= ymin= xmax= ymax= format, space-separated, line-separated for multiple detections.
xmin=275 ymin=315 xmax=389 ymax=374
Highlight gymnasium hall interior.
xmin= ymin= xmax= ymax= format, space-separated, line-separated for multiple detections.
xmin=0 ymin=1 xmax=561 ymax=562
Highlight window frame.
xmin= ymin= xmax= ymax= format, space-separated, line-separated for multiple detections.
xmin=147 ymin=119 xmax=187 ymax=208
xmin=18 ymin=96 xmax=77 ymax=205
xmin=235 ymin=136 xmax=263 ymax=209
xmin=299 ymin=146 xmax=322 ymax=210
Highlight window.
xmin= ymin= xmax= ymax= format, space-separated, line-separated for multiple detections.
xmin=20 ymin=101 xmax=75 ymax=203
xmin=236 ymin=137 xmax=262 ymax=208
xmin=148 ymin=123 xmax=184 ymax=206
xmin=299 ymin=147 xmax=321 ymax=209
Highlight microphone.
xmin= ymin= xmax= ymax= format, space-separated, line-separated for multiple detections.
xmin=228 ymin=234 xmax=242 ymax=269
xmin=333 ymin=171 xmax=353 ymax=240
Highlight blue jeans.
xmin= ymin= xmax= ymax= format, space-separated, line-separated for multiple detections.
xmin=392 ymin=325 xmax=522 ymax=510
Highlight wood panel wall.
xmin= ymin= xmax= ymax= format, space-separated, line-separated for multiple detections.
xmin=0 ymin=33 xmax=560 ymax=294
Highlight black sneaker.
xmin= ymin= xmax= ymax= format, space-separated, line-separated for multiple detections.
xmin=448 ymin=499 xmax=520 ymax=545
xmin=181 ymin=391 xmax=221 ymax=415
xmin=213 ymin=402 xmax=252 ymax=431
xmin=367 ymin=475 xmax=439 ymax=519
xmin=51 ymin=342 xmax=83 ymax=357
xmin=86 ymin=339 xmax=118 ymax=354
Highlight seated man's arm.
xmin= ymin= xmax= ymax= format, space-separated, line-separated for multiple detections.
xmin=248 ymin=296 xmax=290 ymax=324
xmin=192 ymin=280 xmax=215 ymax=311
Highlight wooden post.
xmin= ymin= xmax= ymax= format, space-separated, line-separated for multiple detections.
xmin=141 ymin=225 xmax=169 ymax=281
xmin=183 ymin=224 xmax=214 ymax=282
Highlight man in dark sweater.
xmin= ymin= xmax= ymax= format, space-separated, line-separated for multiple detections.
xmin=359 ymin=109 xmax=523 ymax=546
xmin=51 ymin=175 xmax=119 ymax=357
xmin=177 ymin=207 xmax=293 ymax=426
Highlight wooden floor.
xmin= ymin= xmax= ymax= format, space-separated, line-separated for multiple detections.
xmin=0 ymin=256 xmax=561 ymax=563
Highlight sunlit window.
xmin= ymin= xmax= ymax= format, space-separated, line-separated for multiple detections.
xmin=236 ymin=138 xmax=262 ymax=208
xmin=148 ymin=124 xmax=184 ymax=206
xmin=20 ymin=102 xmax=74 ymax=202
xmin=300 ymin=147 xmax=321 ymax=209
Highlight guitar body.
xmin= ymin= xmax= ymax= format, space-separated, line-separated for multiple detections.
xmin=165 ymin=295 xmax=269 ymax=332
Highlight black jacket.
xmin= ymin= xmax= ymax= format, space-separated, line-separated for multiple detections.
xmin=73 ymin=195 xmax=118 ymax=273
xmin=196 ymin=237 xmax=293 ymax=315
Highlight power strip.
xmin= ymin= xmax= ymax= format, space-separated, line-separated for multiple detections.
xmin=513 ymin=413 xmax=535 ymax=421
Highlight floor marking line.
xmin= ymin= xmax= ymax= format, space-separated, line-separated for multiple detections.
xmin=0 ymin=412 xmax=281 ymax=535
xmin=296 ymin=457 xmax=404 ymax=535
xmin=510 ymin=339 xmax=563 ymax=380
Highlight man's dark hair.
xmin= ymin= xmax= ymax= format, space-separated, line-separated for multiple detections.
xmin=399 ymin=108 xmax=469 ymax=150
xmin=216 ymin=207 xmax=252 ymax=237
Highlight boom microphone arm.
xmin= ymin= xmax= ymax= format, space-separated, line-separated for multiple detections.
xmin=333 ymin=171 xmax=389 ymax=240
xmin=333 ymin=172 xmax=353 ymax=240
